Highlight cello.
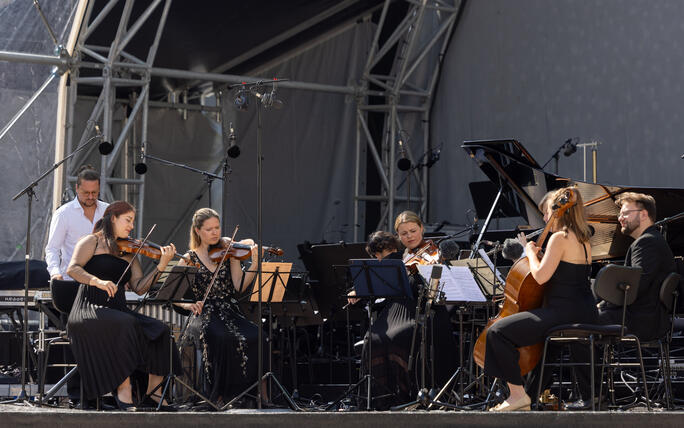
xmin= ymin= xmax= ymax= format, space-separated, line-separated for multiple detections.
xmin=472 ymin=188 xmax=578 ymax=375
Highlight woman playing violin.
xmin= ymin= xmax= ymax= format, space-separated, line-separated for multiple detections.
xmin=483 ymin=187 xmax=597 ymax=411
xmin=66 ymin=201 xmax=182 ymax=410
xmin=176 ymin=207 xmax=267 ymax=406
xmin=347 ymin=211 xmax=456 ymax=408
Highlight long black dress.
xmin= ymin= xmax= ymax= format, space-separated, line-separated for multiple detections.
xmin=187 ymin=251 xmax=263 ymax=402
xmin=67 ymin=254 xmax=182 ymax=399
xmin=483 ymin=255 xmax=598 ymax=388
xmin=360 ymin=252 xmax=457 ymax=408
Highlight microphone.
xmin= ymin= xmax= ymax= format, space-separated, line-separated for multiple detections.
xmin=501 ymin=238 xmax=524 ymax=261
xmin=426 ymin=265 xmax=443 ymax=302
xmin=134 ymin=141 xmax=147 ymax=174
xmin=479 ymin=239 xmax=500 ymax=247
xmin=134 ymin=154 xmax=147 ymax=175
xmin=439 ymin=239 xmax=461 ymax=263
xmin=227 ymin=122 xmax=240 ymax=158
xmin=96 ymin=125 xmax=113 ymax=155
xmin=397 ymin=138 xmax=411 ymax=171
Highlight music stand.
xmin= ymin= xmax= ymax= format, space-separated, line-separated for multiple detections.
xmin=325 ymin=258 xmax=411 ymax=411
xmin=144 ymin=265 xmax=221 ymax=411
xmin=224 ymin=262 xmax=301 ymax=410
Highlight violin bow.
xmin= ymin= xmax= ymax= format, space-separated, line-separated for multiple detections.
xmin=108 ymin=224 xmax=157 ymax=301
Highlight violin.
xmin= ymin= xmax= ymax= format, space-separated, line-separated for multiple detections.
xmin=208 ymin=241 xmax=284 ymax=263
xmin=402 ymin=240 xmax=440 ymax=272
xmin=116 ymin=237 xmax=199 ymax=267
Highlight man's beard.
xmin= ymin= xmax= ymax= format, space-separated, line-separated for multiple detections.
xmin=621 ymin=218 xmax=639 ymax=236
xmin=79 ymin=198 xmax=96 ymax=207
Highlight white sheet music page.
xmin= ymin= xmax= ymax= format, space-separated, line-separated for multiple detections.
xmin=416 ymin=264 xmax=486 ymax=302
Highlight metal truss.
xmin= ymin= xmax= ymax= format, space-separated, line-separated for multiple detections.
xmin=0 ymin=0 xmax=462 ymax=242
xmin=353 ymin=0 xmax=463 ymax=240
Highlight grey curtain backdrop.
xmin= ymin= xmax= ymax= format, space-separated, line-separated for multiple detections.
xmin=429 ymin=0 xmax=684 ymax=225
xmin=0 ymin=1 xmax=78 ymax=261
xmin=133 ymin=21 xmax=374 ymax=269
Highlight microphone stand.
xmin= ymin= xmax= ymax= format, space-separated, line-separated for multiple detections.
xmin=1 ymin=134 xmax=102 ymax=405
xmin=226 ymin=79 xmax=299 ymax=410
xmin=143 ymin=154 xmax=224 ymax=208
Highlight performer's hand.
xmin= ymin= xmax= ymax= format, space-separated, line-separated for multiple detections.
xmin=158 ymin=243 xmax=176 ymax=269
xmin=186 ymin=300 xmax=203 ymax=315
xmin=347 ymin=289 xmax=359 ymax=305
xmin=94 ymin=279 xmax=117 ymax=298
xmin=51 ymin=274 xmax=63 ymax=281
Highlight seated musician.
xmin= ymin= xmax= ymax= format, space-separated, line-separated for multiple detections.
xmin=483 ymin=187 xmax=597 ymax=411
xmin=348 ymin=212 xmax=457 ymax=408
xmin=176 ymin=208 xmax=268 ymax=406
xmin=570 ymin=192 xmax=676 ymax=409
xmin=66 ymin=201 xmax=182 ymax=410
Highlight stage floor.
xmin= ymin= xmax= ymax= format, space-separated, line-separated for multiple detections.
xmin=0 ymin=403 xmax=680 ymax=428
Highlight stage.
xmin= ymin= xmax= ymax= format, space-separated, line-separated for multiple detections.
xmin=0 ymin=404 xmax=680 ymax=428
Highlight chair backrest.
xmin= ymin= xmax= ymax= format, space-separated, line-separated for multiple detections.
xmin=50 ymin=279 xmax=80 ymax=315
xmin=660 ymin=272 xmax=681 ymax=313
xmin=593 ymin=264 xmax=643 ymax=306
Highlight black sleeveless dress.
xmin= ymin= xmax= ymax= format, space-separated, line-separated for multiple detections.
xmin=187 ymin=251 xmax=265 ymax=402
xmin=484 ymin=258 xmax=598 ymax=386
xmin=67 ymin=254 xmax=182 ymax=399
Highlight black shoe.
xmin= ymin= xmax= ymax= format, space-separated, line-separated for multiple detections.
xmin=112 ymin=391 xmax=136 ymax=411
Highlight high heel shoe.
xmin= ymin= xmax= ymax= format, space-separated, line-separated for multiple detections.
xmin=112 ymin=391 xmax=136 ymax=412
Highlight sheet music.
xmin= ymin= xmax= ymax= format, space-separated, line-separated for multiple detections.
xmin=477 ymin=249 xmax=506 ymax=284
xmin=416 ymin=264 xmax=486 ymax=303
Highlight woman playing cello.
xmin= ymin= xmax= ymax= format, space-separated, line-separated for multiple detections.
xmin=483 ymin=187 xmax=597 ymax=411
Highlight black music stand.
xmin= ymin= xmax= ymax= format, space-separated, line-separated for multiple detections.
xmin=144 ymin=265 xmax=220 ymax=411
xmin=325 ymin=259 xmax=411 ymax=411
xmin=224 ymin=263 xmax=301 ymax=411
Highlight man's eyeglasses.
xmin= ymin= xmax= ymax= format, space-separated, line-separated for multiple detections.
xmin=618 ymin=209 xmax=643 ymax=219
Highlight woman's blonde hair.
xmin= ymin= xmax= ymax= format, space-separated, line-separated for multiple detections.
xmin=394 ymin=210 xmax=423 ymax=232
xmin=189 ymin=208 xmax=220 ymax=250
xmin=550 ymin=187 xmax=592 ymax=243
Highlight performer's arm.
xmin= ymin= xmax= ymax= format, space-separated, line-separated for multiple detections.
xmin=45 ymin=208 xmax=67 ymax=279
xmin=66 ymin=235 xmax=117 ymax=298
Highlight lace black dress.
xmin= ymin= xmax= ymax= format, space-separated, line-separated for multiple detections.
xmin=187 ymin=251 xmax=264 ymax=402
xmin=67 ymin=254 xmax=182 ymax=399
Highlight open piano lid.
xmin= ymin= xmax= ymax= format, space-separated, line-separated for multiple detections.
xmin=462 ymin=139 xmax=684 ymax=260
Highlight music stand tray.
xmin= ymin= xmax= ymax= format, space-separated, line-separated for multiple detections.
xmin=153 ymin=265 xmax=197 ymax=303
xmin=348 ymin=259 xmax=411 ymax=299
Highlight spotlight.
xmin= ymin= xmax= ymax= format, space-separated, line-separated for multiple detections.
xmin=258 ymin=90 xmax=284 ymax=110
xmin=234 ymin=90 xmax=249 ymax=111
xmin=396 ymin=137 xmax=411 ymax=171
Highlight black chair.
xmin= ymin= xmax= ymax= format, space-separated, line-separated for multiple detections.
xmin=38 ymin=279 xmax=81 ymax=405
xmin=639 ymin=272 xmax=681 ymax=409
xmin=535 ymin=264 xmax=650 ymax=411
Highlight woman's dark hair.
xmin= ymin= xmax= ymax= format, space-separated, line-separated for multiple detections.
xmin=365 ymin=231 xmax=401 ymax=257
xmin=93 ymin=201 xmax=135 ymax=254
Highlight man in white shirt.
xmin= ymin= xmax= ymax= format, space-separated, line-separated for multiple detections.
xmin=45 ymin=167 xmax=109 ymax=280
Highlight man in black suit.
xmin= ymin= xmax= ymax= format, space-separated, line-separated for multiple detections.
xmin=568 ymin=192 xmax=676 ymax=409
xmin=598 ymin=192 xmax=676 ymax=339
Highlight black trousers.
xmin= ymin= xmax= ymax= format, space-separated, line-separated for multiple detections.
xmin=484 ymin=303 xmax=596 ymax=394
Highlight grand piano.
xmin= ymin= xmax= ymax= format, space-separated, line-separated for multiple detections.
xmin=462 ymin=139 xmax=684 ymax=262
